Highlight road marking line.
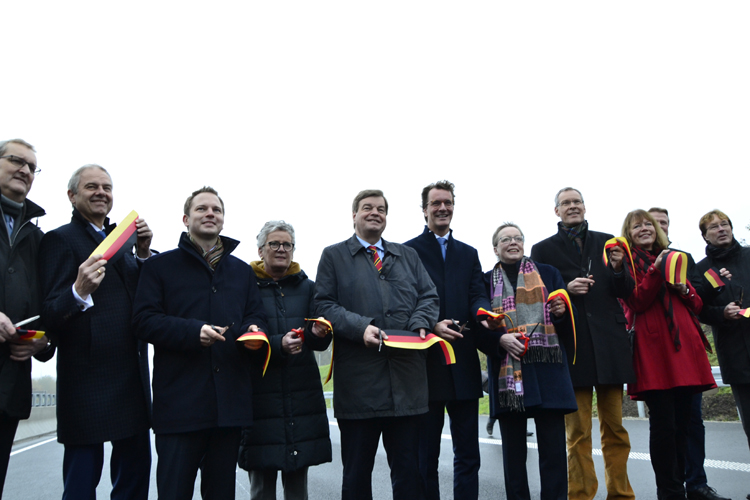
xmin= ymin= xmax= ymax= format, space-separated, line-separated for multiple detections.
xmin=10 ymin=437 xmax=57 ymax=456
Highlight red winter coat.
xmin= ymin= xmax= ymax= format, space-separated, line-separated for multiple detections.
xmin=620 ymin=252 xmax=716 ymax=400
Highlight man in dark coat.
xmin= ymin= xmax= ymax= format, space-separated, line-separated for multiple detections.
xmin=530 ymin=187 xmax=635 ymax=500
xmin=0 ymin=139 xmax=54 ymax=497
xmin=39 ymin=164 xmax=153 ymax=500
xmin=695 ymin=210 xmax=750 ymax=471
xmin=132 ymin=186 xmax=268 ymax=500
xmin=404 ymin=180 xmax=495 ymax=500
xmin=649 ymin=207 xmax=729 ymax=500
xmin=314 ymin=189 xmax=439 ymax=500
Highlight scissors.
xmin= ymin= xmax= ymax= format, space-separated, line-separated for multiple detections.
xmin=450 ymin=319 xmax=470 ymax=333
xmin=518 ymin=323 xmax=541 ymax=357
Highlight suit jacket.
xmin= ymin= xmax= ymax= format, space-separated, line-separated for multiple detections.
xmin=314 ymin=234 xmax=439 ymax=419
xmin=404 ymin=227 xmax=495 ymax=401
xmin=530 ymin=224 xmax=635 ymax=387
xmin=132 ymin=232 xmax=268 ymax=434
xmin=39 ymin=209 xmax=151 ymax=445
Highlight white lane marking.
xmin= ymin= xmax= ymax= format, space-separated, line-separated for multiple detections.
xmin=10 ymin=437 xmax=57 ymax=456
xmin=329 ymin=422 xmax=750 ymax=473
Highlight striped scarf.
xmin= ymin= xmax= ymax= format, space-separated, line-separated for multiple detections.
xmin=189 ymin=234 xmax=224 ymax=270
xmin=491 ymin=257 xmax=562 ymax=411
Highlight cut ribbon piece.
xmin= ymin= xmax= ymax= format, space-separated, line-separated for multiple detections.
xmin=90 ymin=210 xmax=139 ymax=264
xmin=547 ymin=289 xmax=577 ymax=364
xmin=704 ymin=268 xmax=725 ymax=289
xmin=382 ymin=330 xmax=456 ymax=365
xmin=603 ymin=237 xmax=638 ymax=293
xmin=304 ymin=318 xmax=335 ymax=385
xmin=477 ymin=308 xmax=515 ymax=328
xmin=662 ymin=251 xmax=688 ymax=285
xmin=17 ymin=329 xmax=45 ymax=340
xmin=739 ymin=309 xmax=750 ymax=318
xmin=236 ymin=331 xmax=271 ymax=376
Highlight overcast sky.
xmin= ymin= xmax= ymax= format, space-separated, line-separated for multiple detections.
xmin=3 ymin=1 xmax=748 ymax=379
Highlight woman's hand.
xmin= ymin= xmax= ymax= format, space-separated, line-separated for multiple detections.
xmin=549 ymin=297 xmax=566 ymax=318
xmin=609 ymin=246 xmax=625 ymax=272
xmin=654 ymin=249 xmax=670 ymax=270
xmin=282 ymin=330 xmax=304 ymax=355
xmin=500 ymin=333 xmax=526 ymax=361
xmin=667 ymin=283 xmax=688 ymax=295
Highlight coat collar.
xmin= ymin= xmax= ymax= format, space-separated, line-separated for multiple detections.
xmin=178 ymin=231 xmax=240 ymax=270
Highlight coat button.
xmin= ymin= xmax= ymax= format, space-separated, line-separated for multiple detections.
xmin=212 ymin=286 xmax=217 ymax=293
xmin=587 ymin=312 xmax=592 ymax=317
xmin=7 ymin=267 xmax=14 ymax=274
xmin=379 ymin=275 xmax=385 ymax=280
xmin=289 ymin=421 xmax=294 ymax=426
xmin=293 ymin=450 xmax=298 ymax=455
xmin=386 ymin=313 xmax=391 ymax=317
xmin=214 ymin=366 xmax=220 ymax=373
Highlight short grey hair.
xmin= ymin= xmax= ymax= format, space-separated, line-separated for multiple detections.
xmin=257 ymin=220 xmax=296 ymax=248
xmin=0 ymin=138 xmax=35 ymax=157
xmin=492 ymin=222 xmax=524 ymax=247
xmin=68 ymin=164 xmax=111 ymax=194
xmin=554 ymin=187 xmax=584 ymax=207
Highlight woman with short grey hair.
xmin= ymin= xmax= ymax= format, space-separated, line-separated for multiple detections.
xmin=238 ymin=220 xmax=332 ymax=500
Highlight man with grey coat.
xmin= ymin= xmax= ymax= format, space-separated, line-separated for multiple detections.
xmin=314 ymin=189 xmax=439 ymax=500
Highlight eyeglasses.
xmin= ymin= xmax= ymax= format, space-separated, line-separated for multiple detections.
xmin=707 ymin=221 xmax=731 ymax=232
xmin=558 ymin=199 xmax=583 ymax=208
xmin=267 ymin=241 xmax=294 ymax=251
xmin=498 ymin=236 xmax=524 ymax=245
xmin=428 ymin=200 xmax=453 ymax=208
xmin=0 ymin=155 xmax=41 ymax=175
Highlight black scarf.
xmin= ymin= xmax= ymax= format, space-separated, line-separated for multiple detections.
xmin=706 ymin=239 xmax=741 ymax=261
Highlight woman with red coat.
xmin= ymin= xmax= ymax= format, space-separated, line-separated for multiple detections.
xmin=609 ymin=209 xmax=715 ymax=500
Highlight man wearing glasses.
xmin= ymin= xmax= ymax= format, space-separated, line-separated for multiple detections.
xmin=695 ymin=210 xmax=750 ymax=489
xmin=404 ymin=180 xmax=494 ymax=500
xmin=530 ymin=187 xmax=635 ymax=500
xmin=0 ymin=139 xmax=54 ymax=497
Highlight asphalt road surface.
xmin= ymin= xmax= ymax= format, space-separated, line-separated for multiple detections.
xmin=7 ymin=410 xmax=750 ymax=499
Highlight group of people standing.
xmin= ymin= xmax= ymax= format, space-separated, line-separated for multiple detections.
xmin=1 ymin=137 xmax=749 ymax=500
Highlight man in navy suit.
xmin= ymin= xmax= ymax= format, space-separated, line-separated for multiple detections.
xmin=404 ymin=180 xmax=496 ymax=500
xmin=40 ymin=165 xmax=153 ymax=500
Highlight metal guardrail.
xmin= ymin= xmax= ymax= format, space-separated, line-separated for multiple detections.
xmin=31 ymin=392 xmax=55 ymax=407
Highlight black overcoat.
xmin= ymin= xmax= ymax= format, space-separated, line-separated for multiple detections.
xmin=404 ymin=227 xmax=496 ymax=401
xmin=0 ymin=197 xmax=54 ymax=419
xmin=39 ymin=209 xmax=151 ymax=445
xmin=132 ymin=233 xmax=268 ymax=434
xmin=530 ymin=225 xmax=635 ymax=387
xmin=238 ymin=262 xmax=332 ymax=472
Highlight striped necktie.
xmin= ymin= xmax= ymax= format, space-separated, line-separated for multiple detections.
xmin=368 ymin=246 xmax=382 ymax=273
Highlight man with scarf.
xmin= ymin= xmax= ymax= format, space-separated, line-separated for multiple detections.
xmin=133 ymin=186 xmax=268 ymax=499
xmin=0 ymin=139 xmax=54 ymax=497
xmin=695 ymin=210 xmax=750 ymax=475
xmin=530 ymin=187 xmax=635 ymax=500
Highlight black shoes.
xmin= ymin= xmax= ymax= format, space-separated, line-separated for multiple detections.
xmin=485 ymin=419 xmax=494 ymax=436
xmin=687 ymin=486 xmax=731 ymax=500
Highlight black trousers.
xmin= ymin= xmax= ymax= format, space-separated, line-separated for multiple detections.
xmin=730 ymin=383 xmax=750 ymax=453
xmin=0 ymin=414 xmax=19 ymax=499
xmin=685 ymin=392 xmax=708 ymax=492
xmin=62 ymin=430 xmax=151 ymax=500
xmin=644 ymin=389 xmax=692 ymax=500
xmin=155 ymin=427 xmax=241 ymax=500
xmin=418 ymin=399 xmax=480 ymax=500
xmin=498 ymin=411 xmax=567 ymax=500
xmin=338 ymin=415 xmax=421 ymax=500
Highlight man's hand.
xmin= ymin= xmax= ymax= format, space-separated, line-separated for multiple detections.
xmin=724 ymin=303 xmax=742 ymax=320
xmin=482 ymin=317 xmax=505 ymax=331
xmin=500 ymin=333 xmax=525 ymax=361
xmin=432 ymin=319 xmax=463 ymax=342
xmin=0 ymin=312 xmax=17 ymax=343
xmin=720 ymin=268 xmax=732 ymax=280
xmin=282 ymin=330 xmax=304 ymax=355
xmin=9 ymin=336 xmax=49 ymax=362
xmin=74 ymin=254 xmax=108 ymax=298
xmin=363 ymin=324 xmax=386 ymax=348
xmin=242 ymin=324 xmax=265 ymax=350
xmin=135 ymin=218 xmax=153 ymax=259
xmin=567 ymin=276 xmax=594 ymax=296
xmin=549 ymin=297 xmax=566 ymax=318
xmin=200 ymin=324 xmax=226 ymax=347
xmin=609 ymin=246 xmax=625 ymax=272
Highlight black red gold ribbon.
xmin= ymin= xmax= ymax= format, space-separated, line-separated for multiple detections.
xmin=382 ymin=331 xmax=456 ymax=365
xmin=236 ymin=331 xmax=271 ymax=376
xmin=603 ymin=237 xmax=638 ymax=293
xmin=17 ymin=329 xmax=45 ymax=340
xmin=661 ymin=251 xmax=688 ymax=285
xmin=547 ymin=289 xmax=576 ymax=364
xmin=704 ymin=268 xmax=725 ymax=289
xmin=90 ymin=210 xmax=139 ymax=263
xmin=476 ymin=308 xmax=515 ymax=328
